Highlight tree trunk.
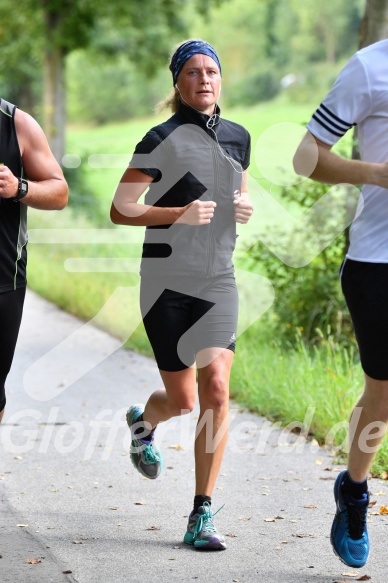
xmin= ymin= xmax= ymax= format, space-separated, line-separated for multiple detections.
xmin=359 ymin=0 xmax=388 ymax=48
xmin=43 ymin=46 xmax=66 ymax=162
xmin=42 ymin=2 xmax=66 ymax=163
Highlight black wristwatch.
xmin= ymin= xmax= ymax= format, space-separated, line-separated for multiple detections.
xmin=13 ymin=178 xmax=28 ymax=202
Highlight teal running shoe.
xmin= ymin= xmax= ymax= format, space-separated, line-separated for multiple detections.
xmin=330 ymin=470 xmax=369 ymax=568
xmin=126 ymin=404 xmax=163 ymax=480
xmin=184 ymin=502 xmax=226 ymax=550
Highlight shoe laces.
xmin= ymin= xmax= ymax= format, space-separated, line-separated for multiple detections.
xmin=343 ymin=493 xmax=368 ymax=540
xmin=194 ymin=501 xmax=224 ymax=536
xmin=142 ymin=442 xmax=160 ymax=464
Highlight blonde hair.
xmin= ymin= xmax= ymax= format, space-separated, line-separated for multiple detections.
xmin=154 ymin=88 xmax=180 ymax=114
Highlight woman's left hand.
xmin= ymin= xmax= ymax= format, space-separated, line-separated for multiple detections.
xmin=233 ymin=196 xmax=253 ymax=224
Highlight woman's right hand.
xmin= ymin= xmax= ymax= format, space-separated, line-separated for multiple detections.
xmin=177 ymin=200 xmax=217 ymax=225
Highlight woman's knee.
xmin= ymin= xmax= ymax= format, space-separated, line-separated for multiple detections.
xmin=199 ymin=373 xmax=229 ymax=409
xmin=168 ymin=394 xmax=195 ymax=415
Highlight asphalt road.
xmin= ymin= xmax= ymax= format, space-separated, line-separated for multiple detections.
xmin=0 ymin=290 xmax=387 ymax=583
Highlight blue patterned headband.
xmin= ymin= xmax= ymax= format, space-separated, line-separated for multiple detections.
xmin=170 ymin=40 xmax=222 ymax=86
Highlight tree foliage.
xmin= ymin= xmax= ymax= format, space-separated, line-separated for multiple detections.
xmin=244 ymin=178 xmax=356 ymax=347
xmin=0 ymin=0 xmax=222 ymax=158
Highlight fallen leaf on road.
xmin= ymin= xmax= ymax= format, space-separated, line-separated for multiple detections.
xmin=356 ymin=576 xmax=371 ymax=581
xmin=146 ymin=526 xmax=160 ymax=531
xmin=17 ymin=524 xmax=28 ymax=528
xmin=379 ymin=505 xmax=388 ymax=514
xmin=304 ymin=505 xmax=317 ymax=509
xmin=72 ymin=540 xmax=83 ymax=544
xmin=134 ymin=501 xmax=146 ymax=505
xmin=368 ymin=500 xmax=376 ymax=508
xmin=239 ymin=517 xmax=252 ymax=521
xmin=25 ymin=558 xmax=41 ymax=564
xmin=264 ymin=518 xmax=276 ymax=522
xmin=342 ymin=573 xmax=359 ymax=577
xmin=315 ymin=459 xmax=323 ymax=465
xmin=63 ymin=570 xmax=72 ymax=574
xmin=109 ymin=507 xmax=120 ymax=510
xmin=225 ymin=533 xmax=237 ymax=537
xmin=275 ymin=515 xmax=285 ymax=519
xmin=167 ymin=444 xmax=182 ymax=450
xmin=292 ymin=533 xmax=316 ymax=538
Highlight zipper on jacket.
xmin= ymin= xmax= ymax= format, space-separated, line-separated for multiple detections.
xmin=205 ymin=128 xmax=220 ymax=277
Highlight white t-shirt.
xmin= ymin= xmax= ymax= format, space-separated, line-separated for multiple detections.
xmin=307 ymin=39 xmax=388 ymax=262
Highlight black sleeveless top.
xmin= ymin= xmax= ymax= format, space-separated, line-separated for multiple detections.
xmin=0 ymin=98 xmax=27 ymax=292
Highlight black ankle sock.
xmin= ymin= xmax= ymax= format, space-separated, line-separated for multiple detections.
xmin=193 ymin=495 xmax=211 ymax=515
xmin=134 ymin=414 xmax=155 ymax=441
xmin=341 ymin=471 xmax=368 ymax=499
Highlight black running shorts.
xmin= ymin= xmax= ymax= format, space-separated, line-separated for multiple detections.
xmin=0 ymin=286 xmax=26 ymax=411
xmin=140 ymin=274 xmax=238 ymax=372
xmin=340 ymin=258 xmax=388 ymax=380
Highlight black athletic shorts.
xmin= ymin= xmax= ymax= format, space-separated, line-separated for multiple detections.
xmin=0 ymin=286 xmax=26 ymax=411
xmin=340 ymin=258 xmax=388 ymax=380
xmin=140 ymin=274 xmax=238 ymax=372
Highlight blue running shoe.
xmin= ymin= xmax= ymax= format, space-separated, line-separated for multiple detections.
xmin=184 ymin=502 xmax=226 ymax=550
xmin=126 ymin=404 xmax=163 ymax=480
xmin=330 ymin=470 xmax=369 ymax=568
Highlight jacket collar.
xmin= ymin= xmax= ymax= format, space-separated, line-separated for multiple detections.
xmin=176 ymin=102 xmax=221 ymax=129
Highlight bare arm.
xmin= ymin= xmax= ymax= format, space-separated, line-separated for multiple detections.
xmin=0 ymin=108 xmax=68 ymax=209
xmin=110 ymin=167 xmax=216 ymax=226
xmin=293 ymin=131 xmax=388 ymax=187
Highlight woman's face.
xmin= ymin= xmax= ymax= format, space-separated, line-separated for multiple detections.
xmin=175 ymin=53 xmax=221 ymax=116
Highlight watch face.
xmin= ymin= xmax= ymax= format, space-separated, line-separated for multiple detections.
xmin=21 ymin=181 xmax=28 ymax=193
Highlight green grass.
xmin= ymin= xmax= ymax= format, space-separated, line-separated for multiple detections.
xmin=229 ymin=323 xmax=388 ymax=475
xmin=27 ymin=99 xmax=388 ymax=477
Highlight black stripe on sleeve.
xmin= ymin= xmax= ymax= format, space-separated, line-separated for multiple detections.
xmin=312 ymin=114 xmax=345 ymax=137
xmin=314 ymin=110 xmax=350 ymax=134
xmin=320 ymin=103 xmax=355 ymax=129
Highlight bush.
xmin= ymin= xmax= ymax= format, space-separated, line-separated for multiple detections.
xmin=227 ymin=67 xmax=281 ymax=107
xmin=244 ymin=178 xmax=358 ymax=348
xmin=63 ymin=152 xmax=108 ymax=226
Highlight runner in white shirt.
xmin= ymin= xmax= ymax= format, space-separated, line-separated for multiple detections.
xmin=294 ymin=39 xmax=388 ymax=569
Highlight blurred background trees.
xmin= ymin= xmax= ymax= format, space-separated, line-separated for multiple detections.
xmin=0 ymin=0 xmax=368 ymax=160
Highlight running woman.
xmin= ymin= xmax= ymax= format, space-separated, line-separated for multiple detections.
xmin=111 ymin=39 xmax=253 ymax=550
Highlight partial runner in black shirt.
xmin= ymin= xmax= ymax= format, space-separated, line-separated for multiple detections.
xmin=0 ymin=99 xmax=68 ymax=421
xmin=111 ymin=39 xmax=253 ymax=551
